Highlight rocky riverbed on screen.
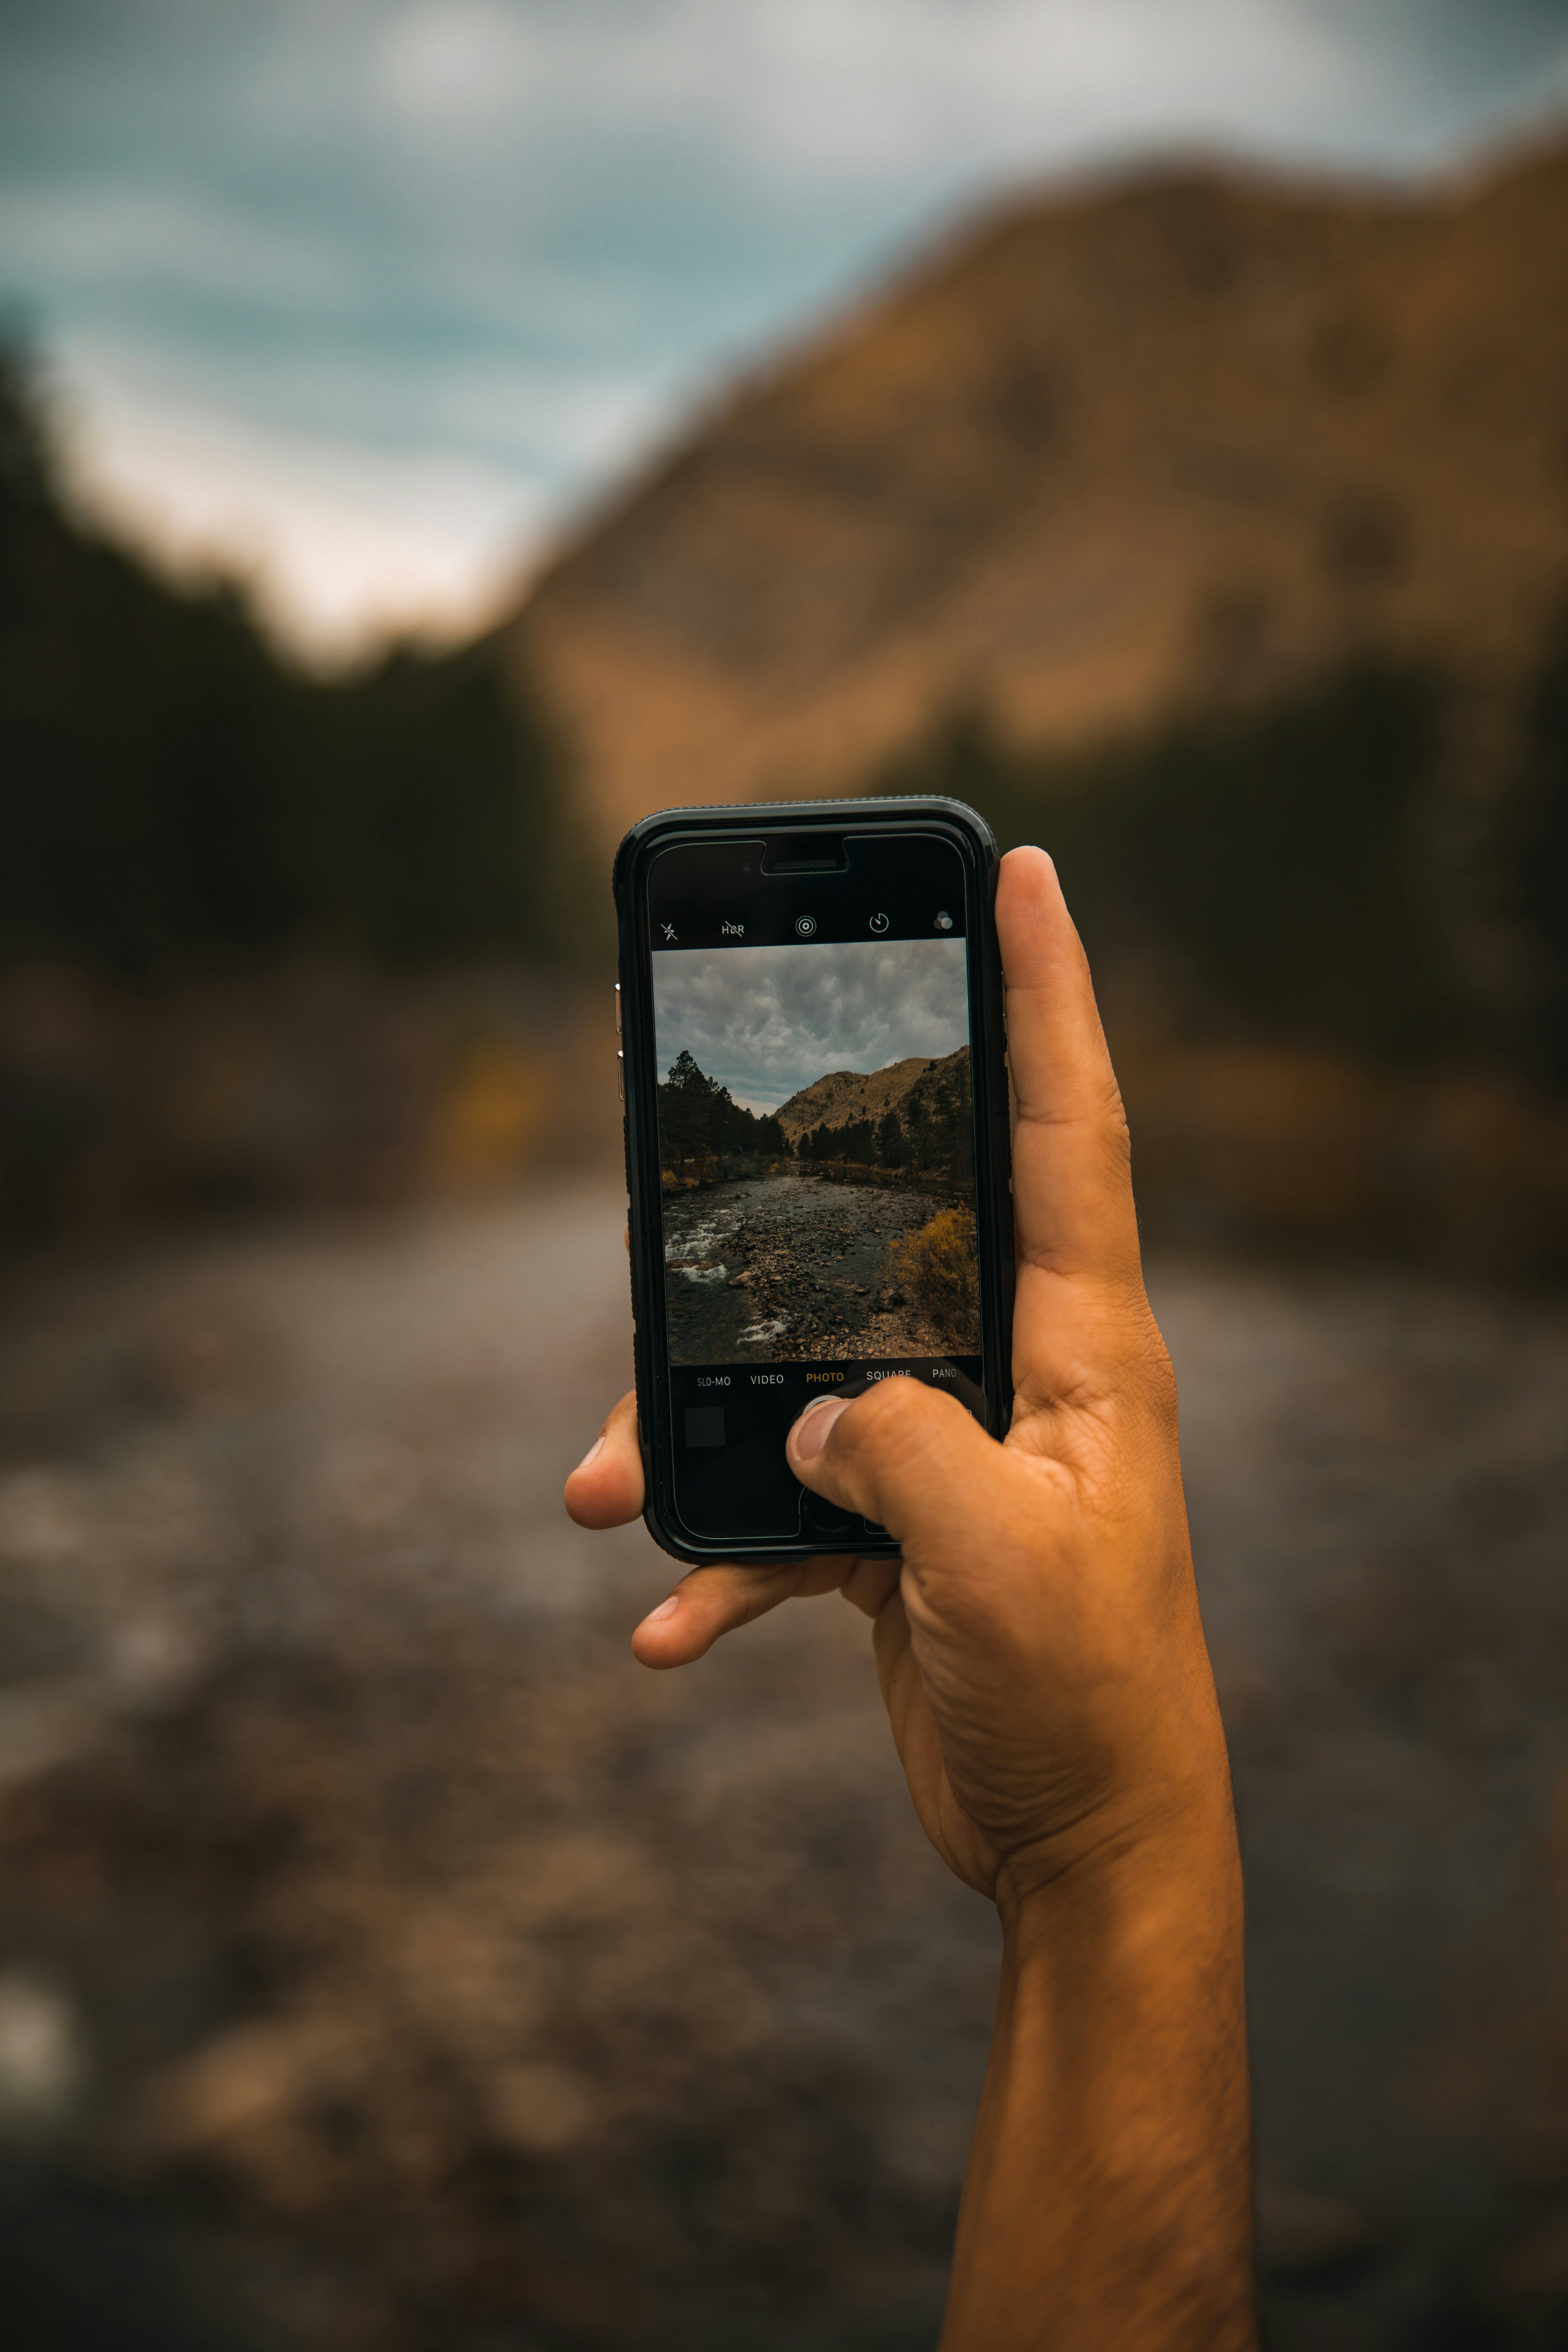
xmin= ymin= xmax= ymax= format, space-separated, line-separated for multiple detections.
xmin=662 ymin=1175 xmax=963 ymax=1363
xmin=0 ymin=1188 xmax=1567 ymax=2350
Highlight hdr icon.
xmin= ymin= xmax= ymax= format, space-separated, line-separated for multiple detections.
xmin=721 ymin=920 xmax=744 ymax=936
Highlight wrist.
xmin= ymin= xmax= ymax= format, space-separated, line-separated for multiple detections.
xmin=994 ymin=1781 xmax=1243 ymax=1961
xmin=951 ymin=1791 xmax=1255 ymax=2351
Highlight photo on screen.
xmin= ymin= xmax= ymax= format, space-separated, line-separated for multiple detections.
xmin=652 ymin=937 xmax=978 ymax=1365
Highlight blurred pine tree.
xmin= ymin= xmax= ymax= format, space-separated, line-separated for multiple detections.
xmin=882 ymin=667 xmax=1539 ymax=1076
xmin=0 ymin=346 xmax=587 ymax=979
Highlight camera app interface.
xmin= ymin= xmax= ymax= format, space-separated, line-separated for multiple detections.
xmin=646 ymin=833 xmax=983 ymax=1543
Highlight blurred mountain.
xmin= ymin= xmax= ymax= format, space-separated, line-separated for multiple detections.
xmin=514 ymin=136 xmax=1568 ymax=1152
xmin=515 ymin=139 xmax=1568 ymax=849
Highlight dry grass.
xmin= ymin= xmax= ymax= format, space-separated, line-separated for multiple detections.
xmin=890 ymin=1207 xmax=980 ymax=1350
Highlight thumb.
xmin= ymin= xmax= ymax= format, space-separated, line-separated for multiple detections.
xmin=785 ymin=1380 xmax=996 ymax=1542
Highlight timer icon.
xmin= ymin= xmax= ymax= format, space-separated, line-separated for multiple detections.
xmin=869 ymin=912 xmax=890 ymax=934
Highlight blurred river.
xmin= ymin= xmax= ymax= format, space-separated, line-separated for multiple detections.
xmin=0 ymin=1181 xmax=1565 ymax=2350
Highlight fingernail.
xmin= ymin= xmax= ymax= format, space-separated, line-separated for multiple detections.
xmin=641 ymin=1594 xmax=679 ymax=1626
xmin=575 ymin=1433 xmax=605 ymax=1474
xmin=789 ymin=1395 xmax=849 ymax=1464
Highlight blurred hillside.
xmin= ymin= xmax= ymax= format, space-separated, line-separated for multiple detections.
xmin=0 ymin=353 xmax=615 ymax=1240
xmin=510 ymin=141 xmax=1568 ymax=1270
xmin=518 ymin=140 xmax=1568 ymax=847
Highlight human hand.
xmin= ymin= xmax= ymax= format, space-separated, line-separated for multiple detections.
xmin=569 ymin=847 xmax=1253 ymax=2342
xmin=565 ymin=846 xmax=1233 ymax=1918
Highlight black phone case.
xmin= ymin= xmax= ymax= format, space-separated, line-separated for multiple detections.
xmin=613 ymin=796 xmax=1014 ymax=1566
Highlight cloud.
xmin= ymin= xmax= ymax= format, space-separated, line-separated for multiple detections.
xmin=653 ymin=938 xmax=970 ymax=1112
xmin=559 ymin=0 xmax=1356 ymax=185
xmin=377 ymin=4 xmax=541 ymax=123
xmin=4 ymin=0 xmax=1567 ymax=658
xmin=40 ymin=328 xmax=668 ymax=664
xmin=49 ymin=343 xmax=551 ymax=663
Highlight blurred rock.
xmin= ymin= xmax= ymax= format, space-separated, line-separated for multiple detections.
xmin=1256 ymin=2178 xmax=1379 ymax=2274
xmin=0 ymin=1970 xmax=88 ymax=2136
xmin=1500 ymin=2210 xmax=1568 ymax=2304
xmin=132 ymin=1299 xmax=281 ymax=1419
xmin=485 ymin=2063 xmax=602 ymax=2156
xmin=0 ymin=1193 xmax=1561 ymax=2345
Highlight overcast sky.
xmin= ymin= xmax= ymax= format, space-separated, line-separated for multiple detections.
xmin=654 ymin=937 xmax=969 ymax=1113
xmin=3 ymin=1 xmax=1567 ymax=660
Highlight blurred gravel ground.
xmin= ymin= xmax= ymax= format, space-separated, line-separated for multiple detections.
xmin=0 ymin=1187 xmax=1564 ymax=2350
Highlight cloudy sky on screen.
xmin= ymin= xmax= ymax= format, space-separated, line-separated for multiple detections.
xmin=3 ymin=0 xmax=1567 ymax=658
xmin=653 ymin=938 xmax=969 ymax=1114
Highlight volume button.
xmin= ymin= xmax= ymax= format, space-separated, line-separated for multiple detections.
xmin=614 ymin=983 xmax=621 ymax=1035
xmin=616 ymin=1049 xmax=624 ymax=1103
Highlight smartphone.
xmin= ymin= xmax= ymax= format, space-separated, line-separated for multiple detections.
xmin=614 ymin=797 xmax=1013 ymax=1565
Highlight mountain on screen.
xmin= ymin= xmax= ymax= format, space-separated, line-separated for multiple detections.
xmin=775 ymin=1046 xmax=970 ymax=1146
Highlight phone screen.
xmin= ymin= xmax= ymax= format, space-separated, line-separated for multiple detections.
xmin=644 ymin=830 xmax=986 ymax=1544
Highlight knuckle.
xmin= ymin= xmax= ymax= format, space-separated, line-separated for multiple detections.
xmin=1141 ymin=1336 xmax=1180 ymax=1431
xmin=1100 ymin=1300 xmax=1180 ymax=1437
xmin=1115 ymin=1295 xmax=1178 ymax=1391
xmin=1098 ymin=1068 xmax=1131 ymax=1142
xmin=1096 ymin=1096 xmax=1134 ymax=1184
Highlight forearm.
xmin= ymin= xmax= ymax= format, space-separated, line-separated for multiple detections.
xmin=942 ymin=1816 xmax=1256 ymax=2352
